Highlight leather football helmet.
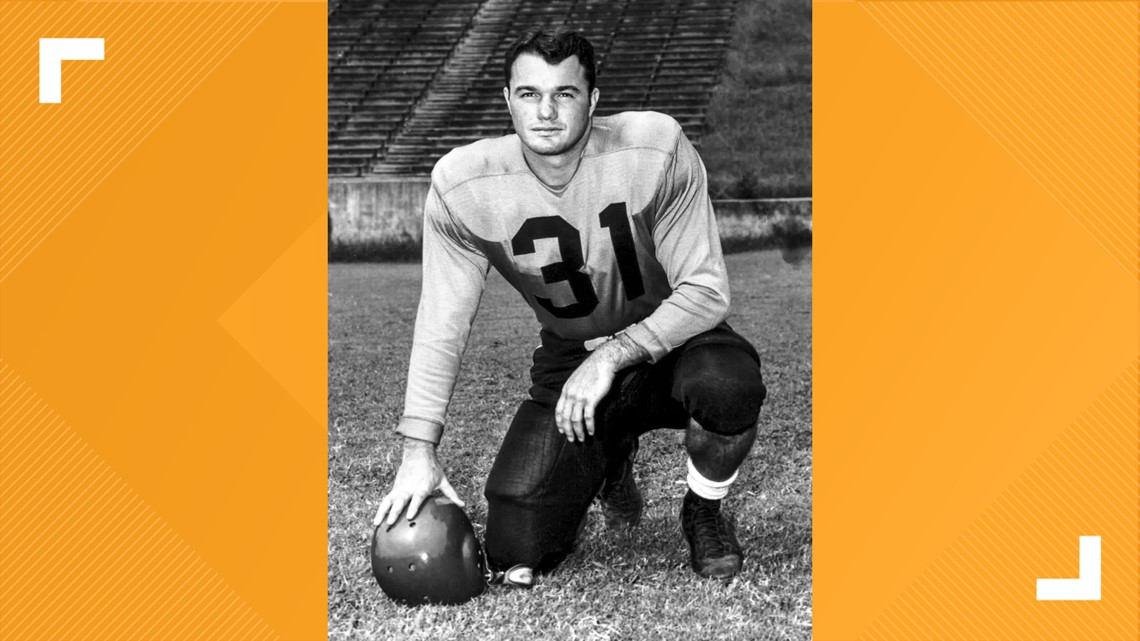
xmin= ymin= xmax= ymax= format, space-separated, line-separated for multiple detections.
xmin=370 ymin=495 xmax=486 ymax=606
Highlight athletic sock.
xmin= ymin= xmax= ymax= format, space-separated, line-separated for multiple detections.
xmin=686 ymin=457 xmax=738 ymax=501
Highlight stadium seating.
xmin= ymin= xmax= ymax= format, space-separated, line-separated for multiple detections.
xmin=329 ymin=0 xmax=739 ymax=176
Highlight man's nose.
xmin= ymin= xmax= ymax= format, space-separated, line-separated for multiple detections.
xmin=538 ymin=96 xmax=556 ymax=120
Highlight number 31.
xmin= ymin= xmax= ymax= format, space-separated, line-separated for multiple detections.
xmin=510 ymin=203 xmax=646 ymax=319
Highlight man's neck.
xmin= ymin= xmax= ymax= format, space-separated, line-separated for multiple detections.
xmin=521 ymin=126 xmax=591 ymax=190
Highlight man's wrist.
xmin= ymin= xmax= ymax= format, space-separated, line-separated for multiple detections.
xmin=592 ymin=332 xmax=649 ymax=372
xmin=396 ymin=416 xmax=444 ymax=444
xmin=590 ymin=342 xmax=623 ymax=374
xmin=402 ymin=435 xmax=436 ymax=453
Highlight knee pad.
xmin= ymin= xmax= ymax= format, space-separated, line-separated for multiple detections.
xmin=675 ymin=345 xmax=766 ymax=435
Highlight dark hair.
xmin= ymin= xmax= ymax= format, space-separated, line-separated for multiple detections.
xmin=504 ymin=28 xmax=596 ymax=91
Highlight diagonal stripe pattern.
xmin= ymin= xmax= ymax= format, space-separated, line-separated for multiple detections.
xmin=860 ymin=0 xmax=1139 ymax=280
xmin=859 ymin=362 xmax=1139 ymax=641
xmin=0 ymin=360 xmax=282 ymax=641
xmin=0 ymin=1 xmax=278 ymax=283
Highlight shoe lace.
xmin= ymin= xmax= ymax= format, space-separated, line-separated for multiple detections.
xmin=691 ymin=500 xmax=728 ymax=554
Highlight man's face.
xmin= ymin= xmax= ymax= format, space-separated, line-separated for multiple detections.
xmin=504 ymin=53 xmax=599 ymax=157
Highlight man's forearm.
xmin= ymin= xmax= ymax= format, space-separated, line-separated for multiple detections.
xmin=591 ymin=332 xmax=651 ymax=373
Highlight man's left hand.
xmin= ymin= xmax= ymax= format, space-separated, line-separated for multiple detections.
xmin=555 ymin=352 xmax=618 ymax=442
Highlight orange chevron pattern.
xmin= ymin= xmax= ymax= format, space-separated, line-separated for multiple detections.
xmin=0 ymin=2 xmax=326 ymax=639
xmin=0 ymin=361 xmax=281 ymax=641
xmin=861 ymin=362 xmax=1139 ymax=641
xmin=816 ymin=1 xmax=1138 ymax=639
xmin=218 ymin=217 xmax=328 ymax=425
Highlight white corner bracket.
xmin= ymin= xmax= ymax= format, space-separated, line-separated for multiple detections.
xmin=1036 ymin=536 xmax=1101 ymax=601
xmin=39 ymin=38 xmax=104 ymax=104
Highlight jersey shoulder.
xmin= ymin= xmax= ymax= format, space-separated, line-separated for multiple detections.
xmin=589 ymin=111 xmax=685 ymax=157
xmin=431 ymin=135 xmax=527 ymax=195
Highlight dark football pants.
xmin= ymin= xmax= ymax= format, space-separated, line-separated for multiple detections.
xmin=483 ymin=324 xmax=766 ymax=573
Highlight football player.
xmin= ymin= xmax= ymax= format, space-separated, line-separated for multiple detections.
xmin=373 ymin=28 xmax=766 ymax=585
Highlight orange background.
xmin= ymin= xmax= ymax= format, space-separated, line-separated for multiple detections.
xmin=1 ymin=2 xmax=326 ymax=640
xmin=816 ymin=1 xmax=1138 ymax=640
xmin=2 ymin=1 xmax=1137 ymax=640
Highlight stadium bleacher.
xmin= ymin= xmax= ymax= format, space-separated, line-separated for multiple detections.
xmin=329 ymin=0 xmax=739 ymax=176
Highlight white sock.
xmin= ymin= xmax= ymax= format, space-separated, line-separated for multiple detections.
xmin=686 ymin=457 xmax=738 ymax=500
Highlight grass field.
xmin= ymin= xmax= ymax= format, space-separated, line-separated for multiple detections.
xmin=328 ymin=249 xmax=812 ymax=640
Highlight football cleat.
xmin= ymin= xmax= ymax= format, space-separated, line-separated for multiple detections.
xmin=598 ymin=438 xmax=643 ymax=529
xmin=680 ymin=490 xmax=743 ymax=579
xmin=370 ymin=495 xmax=486 ymax=606
xmin=486 ymin=564 xmax=534 ymax=589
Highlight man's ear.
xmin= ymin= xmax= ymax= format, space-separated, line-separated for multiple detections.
xmin=588 ymin=87 xmax=599 ymax=117
xmin=503 ymin=86 xmax=512 ymax=115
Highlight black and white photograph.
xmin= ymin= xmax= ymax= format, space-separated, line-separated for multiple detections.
xmin=328 ymin=0 xmax=811 ymax=638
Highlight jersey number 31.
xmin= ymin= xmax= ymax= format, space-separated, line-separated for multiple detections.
xmin=511 ymin=203 xmax=645 ymax=319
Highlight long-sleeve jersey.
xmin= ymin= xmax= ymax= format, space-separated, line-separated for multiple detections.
xmin=398 ymin=111 xmax=730 ymax=444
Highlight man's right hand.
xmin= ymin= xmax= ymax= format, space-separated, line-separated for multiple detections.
xmin=373 ymin=437 xmax=465 ymax=527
